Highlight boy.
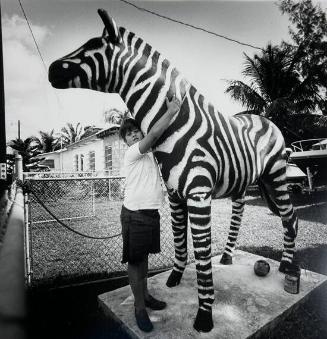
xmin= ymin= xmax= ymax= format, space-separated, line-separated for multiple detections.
xmin=119 ymin=95 xmax=181 ymax=332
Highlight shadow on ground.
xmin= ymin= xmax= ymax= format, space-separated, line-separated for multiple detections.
xmin=245 ymin=190 xmax=327 ymax=224
xmin=27 ymin=277 xmax=131 ymax=339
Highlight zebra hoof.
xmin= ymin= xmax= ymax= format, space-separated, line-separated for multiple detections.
xmin=279 ymin=260 xmax=301 ymax=274
xmin=166 ymin=270 xmax=182 ymax=287
xmin=193 ymin=309 xmax=213 ymax=332
xmin=220 ymin=253 xmax=232 ymax=265
xmin=279 ymin=261 xmax=292 ymax=273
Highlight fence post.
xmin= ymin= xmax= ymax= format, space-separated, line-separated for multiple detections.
xmin=108 ymin=177 xmax=112 ymax=201
xmin=24 ymin=191 xmax=32 ymax=287
xmin=91 ymin=179 xmax=95 ymax=216
xmin=15 ymin=153 xmax=23 ymax=181
xmin=306 ymin=166 xmax=313 ymax=192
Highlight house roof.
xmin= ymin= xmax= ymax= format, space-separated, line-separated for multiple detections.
xmin=96 ymin=125 xmax=120 ymax=139
xmin=35 ymin=124 xmax=120 ymax=157
xmin=65 ymin=124 xmax=120 ymax=149
xmin=35 ymin=148 xmax=67 ymax=158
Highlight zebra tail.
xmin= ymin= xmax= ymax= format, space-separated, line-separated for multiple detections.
xmin=257 ymin=180 xmax=280 ymax=217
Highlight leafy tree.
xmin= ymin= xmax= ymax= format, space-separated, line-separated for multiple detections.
xmin=225 ymin=41 xmax=327 ymax=143
xmin=104 ymin=108 xmax=131 ymax=125
xmin=60 ymin=122 xmax=83 ymax=146
xmin=80 ymin=125 xmax=102 ymax=139
xmin=225 ymin=0 xmax=327 ymax=143
xmin=34 ymin=129 xmax=60 ymax=153
xmin=225 ymin=43 xmax=315 ymax=118
xmin=279 ymin=0 xmax=327 ymax=114
xmin=8 ymin=137 xmax=40 ymax=171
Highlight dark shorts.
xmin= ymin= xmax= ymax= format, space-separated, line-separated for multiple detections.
xmin=120 ymin=205 xmax=161 ymax=264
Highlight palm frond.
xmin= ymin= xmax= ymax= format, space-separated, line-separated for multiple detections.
xmin=225 ymin=80 xmax=266 ymax=112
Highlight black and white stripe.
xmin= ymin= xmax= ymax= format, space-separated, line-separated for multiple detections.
xmin=48 ymin=9 xmax=298 ymax=332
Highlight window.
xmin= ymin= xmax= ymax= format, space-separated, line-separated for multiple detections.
xmin=41 ymin=159 xmax=55 ymax=169
xmin=104 ymin=145 xmax=112 ymax=171
xmin=89 ymin=151 xmax=95 ymax=171
xmin=80 ymin=154 xmax=84 ymax=171
xmin=74 ymin=155 xmax=78 ymax=171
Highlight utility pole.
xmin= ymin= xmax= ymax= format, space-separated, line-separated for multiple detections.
xmin=0 ymin=2 xmax=7 ymax=195
xmin=18 ymin=120 xmax=21 ymax=139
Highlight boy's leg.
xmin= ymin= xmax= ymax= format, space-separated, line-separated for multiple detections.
xmin=142 ymin=256 xmax=167 ymax=310
xmin=129 ymin=256 xmax=153 ymax=332
xmin=142 ymin=256 xmax=149 ymax=300
xmin=128 ymin=258 xmax=147 ymax=310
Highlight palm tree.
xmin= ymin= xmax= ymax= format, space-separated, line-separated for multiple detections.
xmin=60 ymin=122 xmax=83 ymax=146
xmin=8 ymin=137 xmax=40 ymax=171
xmin=225 ymin=43 xmax=323 ymax=143
xmin=225 ymin=43 xmax=319 ymax=121
xmin=80 ymin=125 xmax=102 ymax=139
xmin=104 ymin=108 xmax=131 ymax=125
xmin=34 ymin=129 xmax=60 ymax=153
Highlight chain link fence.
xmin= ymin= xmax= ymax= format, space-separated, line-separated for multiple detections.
xmin=24 ymin=173 xmax=228 ymax=289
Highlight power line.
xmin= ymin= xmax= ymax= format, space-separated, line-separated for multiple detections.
xmin=17 ymin=0 xmax=48 ymax=73
xmin=17 ymin=0 xmax=64 ymax=124
xmin=119 ymin=0 xmax=263 ymax=51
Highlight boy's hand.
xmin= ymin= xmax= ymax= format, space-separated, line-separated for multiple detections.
xmin=165 ymin=95 xmax=181 ymax=116
xmin=139 ymin=95 xmax=181 ymax=153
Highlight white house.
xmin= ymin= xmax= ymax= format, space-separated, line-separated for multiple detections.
xmin=37 ymin=124 xmax=127 ymax=175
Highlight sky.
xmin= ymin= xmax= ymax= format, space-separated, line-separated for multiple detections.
xmin=2 ymin=0 xmax=327 ymax=141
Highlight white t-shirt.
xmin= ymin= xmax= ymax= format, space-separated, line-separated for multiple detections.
xmin=123 ymin=142 xmax=164 ymax=210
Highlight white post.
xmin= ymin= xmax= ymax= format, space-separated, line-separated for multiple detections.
xmin=91 ymin=180 xmax=95 ymax=216
xmin=306 ymin=167 xmax=313 ymax=192
xmin=24 ymin=190 xmax=32 ymax=286
xmin=15 ymin=153 xmax=23 ymax=181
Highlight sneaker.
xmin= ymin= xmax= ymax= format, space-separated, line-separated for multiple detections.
xmin=145 ymin=295 xmax=167 ymax=310
xmin=135 ymin=308 xmax=153 ymax=332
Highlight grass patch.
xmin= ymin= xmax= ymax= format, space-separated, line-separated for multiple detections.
xmin=28 ymin=191 xmax=327 ymax=288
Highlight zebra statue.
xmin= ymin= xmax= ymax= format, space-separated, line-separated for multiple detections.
xmin=48 ymin=9 xmax=298 ymax=332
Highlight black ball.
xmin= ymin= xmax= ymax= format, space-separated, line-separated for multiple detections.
xmin=254 ymin=260 xmax=270 ymax=277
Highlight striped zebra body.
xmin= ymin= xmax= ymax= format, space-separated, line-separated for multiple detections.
xmin=49 ymin=9 xmax=298 ymax=332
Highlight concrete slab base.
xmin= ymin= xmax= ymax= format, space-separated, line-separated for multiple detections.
xmin=98 ymin=250 xmax=327 ymax=339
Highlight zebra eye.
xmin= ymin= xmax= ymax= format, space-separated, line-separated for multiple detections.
xmin=63 ymin=63 xmax=69 ymax=69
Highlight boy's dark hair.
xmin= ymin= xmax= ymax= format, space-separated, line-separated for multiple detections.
xmin=119 ymin=118 xmax=140 ymax=141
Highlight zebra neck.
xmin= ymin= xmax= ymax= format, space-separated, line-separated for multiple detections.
xmin=112 ymin=29 xmax=189 ymax=133
xmin=119 ymin=58 xmax=190 ymax=134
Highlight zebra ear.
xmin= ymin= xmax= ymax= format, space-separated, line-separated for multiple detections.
xmin=98 ymin=9 xmax=120 ymax=44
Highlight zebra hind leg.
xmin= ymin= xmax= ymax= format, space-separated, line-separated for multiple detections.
xmin=262 ymin=169 xmax=299 ymax=273
xmin=220 ymin=196 xmax=245 ymax=265
xmin=166 ymin=197 xmax=188 ymax=288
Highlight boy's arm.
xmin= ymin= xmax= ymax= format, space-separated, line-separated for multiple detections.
xmin=139 ymin=96 xmax=180 ymax=154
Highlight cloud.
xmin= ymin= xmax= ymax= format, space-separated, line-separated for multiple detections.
xmin=3 ymin=13 xmax=125 ymax=141
xmin=3 ymin=14 xmax=53 ymax=140
xmin=3 ymin=14 xmax=51 ymax=49
xmin=3 ymin=14 xmax=51 ymax=90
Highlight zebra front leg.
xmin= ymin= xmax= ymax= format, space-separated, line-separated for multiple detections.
xmin=188 ymin=193 xmax=214 ymax=332
xmin=166 ymin=197 xmax=188 ymax=287
xmin=220 ymin=196 xmax=245 ymax=265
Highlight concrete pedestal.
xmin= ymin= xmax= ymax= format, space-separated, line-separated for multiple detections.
xmin=98 ymin=251 xmax=327 ymax=338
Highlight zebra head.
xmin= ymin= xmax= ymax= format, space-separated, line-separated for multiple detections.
xmin=48 ymin=9 xmax=122 ymax=92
